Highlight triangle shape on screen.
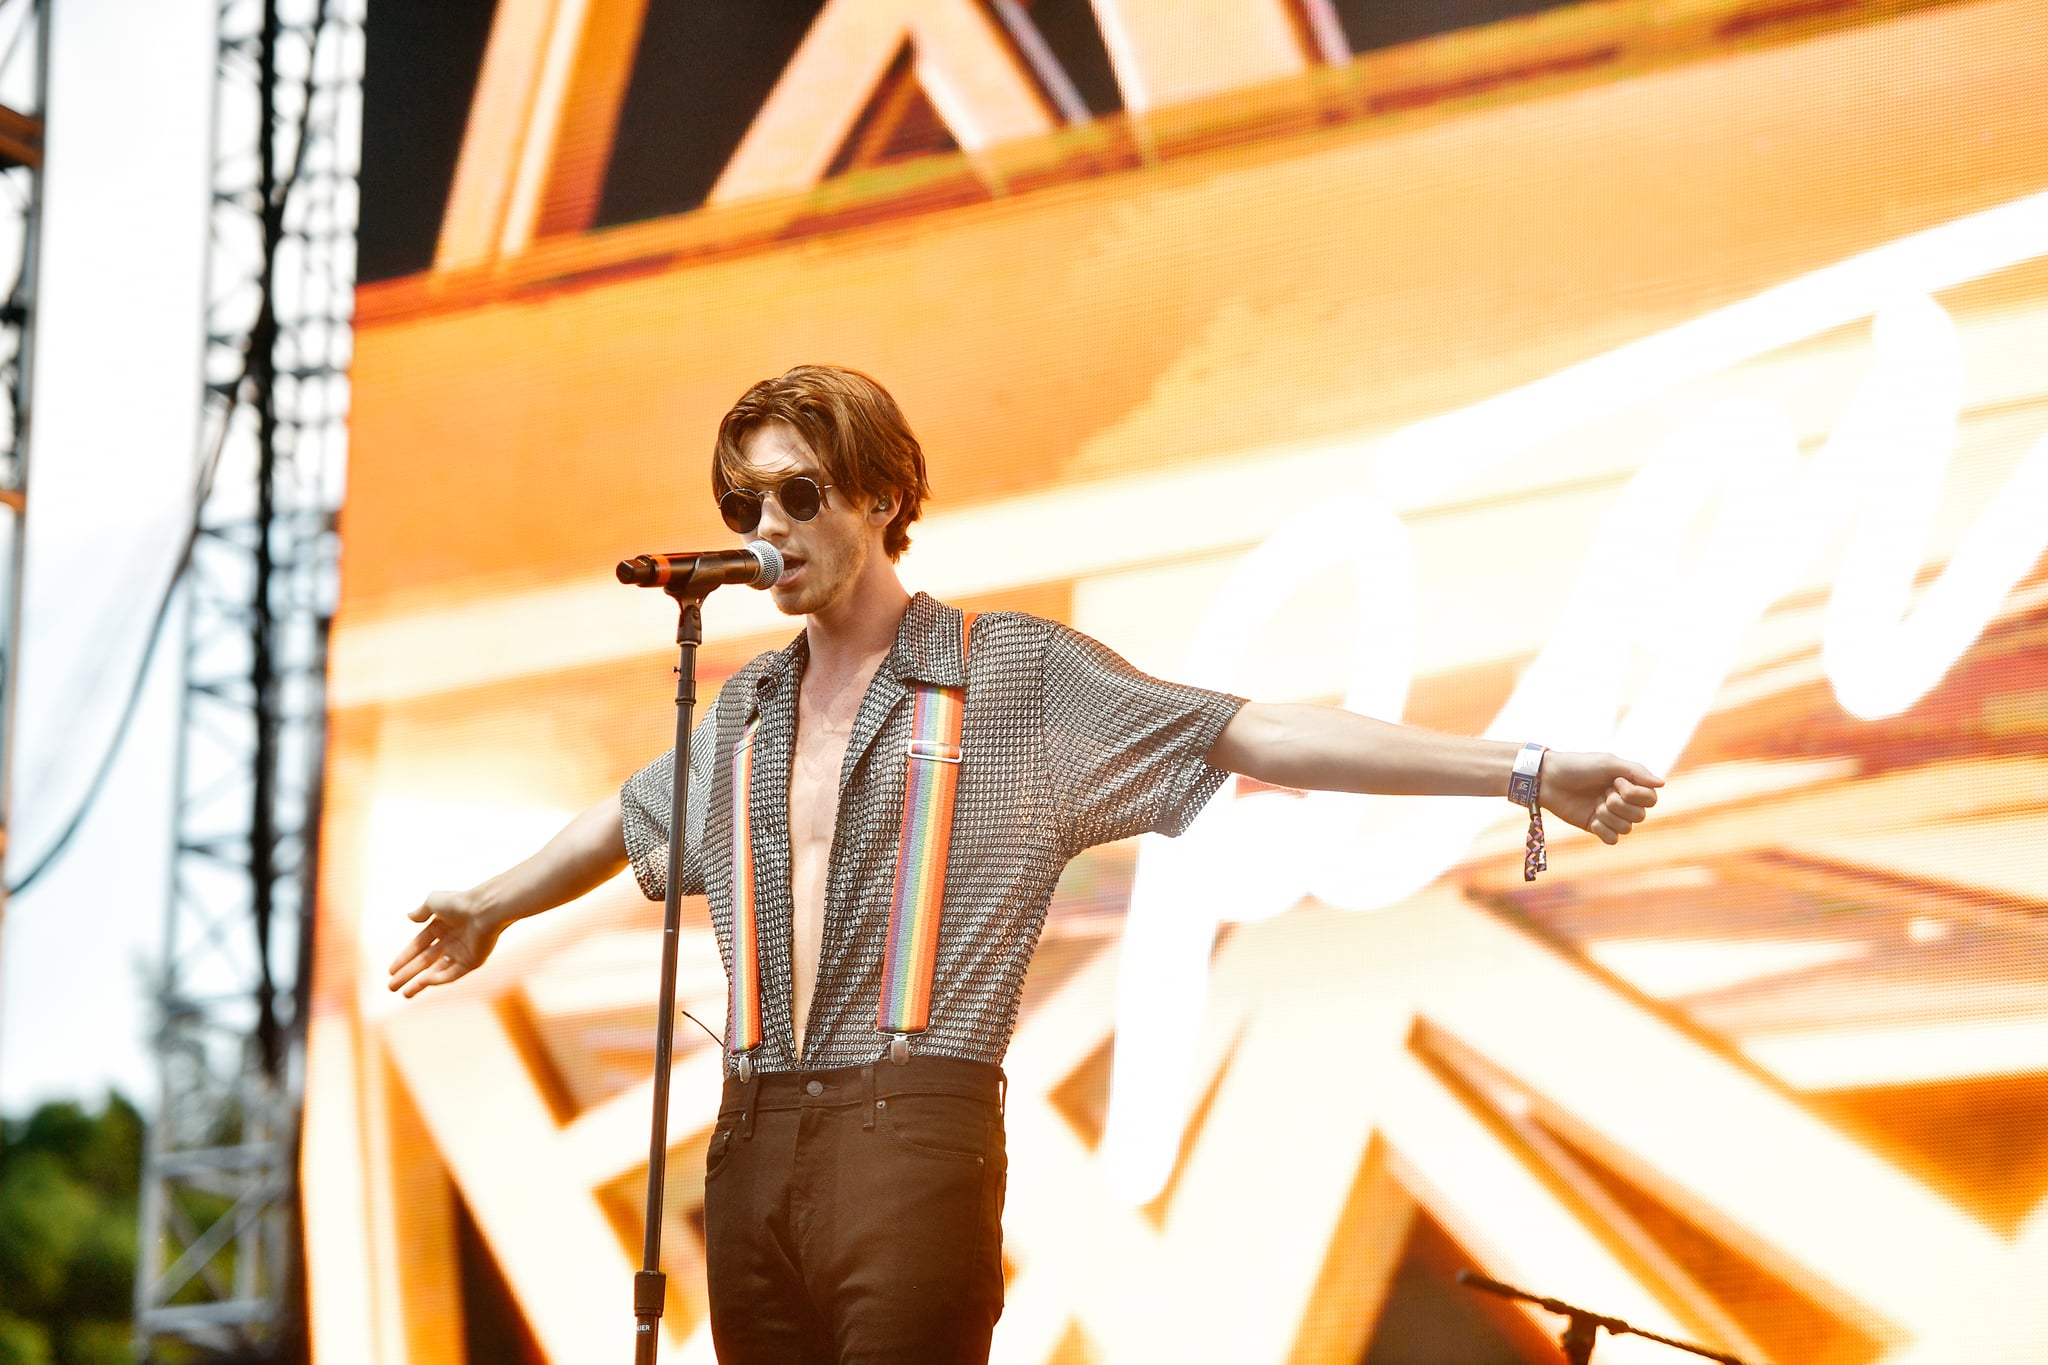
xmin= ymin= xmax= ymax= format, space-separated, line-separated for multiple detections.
xmin=827 ymin=43 xmax=963 ymax=176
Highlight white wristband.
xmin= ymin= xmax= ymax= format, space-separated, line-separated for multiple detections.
xmin=1508 ymin=742 xmax=1545 ymax=807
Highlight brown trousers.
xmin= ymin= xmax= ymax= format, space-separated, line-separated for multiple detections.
xmin=703 ymin=1057 xmax=1008 ymax=1364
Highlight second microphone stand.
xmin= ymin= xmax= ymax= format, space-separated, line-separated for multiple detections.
xmin=1457 ymin=1270 xmax=1748 ymax=1365
xmin=631 ymin=589 xmax=706 ymax=1365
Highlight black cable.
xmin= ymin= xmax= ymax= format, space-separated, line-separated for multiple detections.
xmin=678 ymin=1008 xmax=726 ymax=1051
xmin=6 ymin=2 xmax=334 ymax=900
xmin=6 ymin=278 xmax=250 ymax=902
xmin=0 ymin=0 xmax=40 ymax=95
xmin=5 ymin=422 xmax=227 ymax=898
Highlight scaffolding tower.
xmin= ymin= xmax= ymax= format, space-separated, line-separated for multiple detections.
xmin=0 ymin=0 xmax=46 ymax=956
xmin=133 ymin=0 xmax=361 ymax=1358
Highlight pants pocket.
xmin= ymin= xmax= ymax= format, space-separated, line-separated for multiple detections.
xmin=875 ymin=1092 xmax=994 ymax=1162
xmin=860 ymin=1095 xmax=1006 ymax=1315
xmin=703 ymin=1122 xmax=739 ymax=1180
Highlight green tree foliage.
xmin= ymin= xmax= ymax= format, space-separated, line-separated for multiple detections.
xmin=0 ymin=1095 xmax=142 ymax=1365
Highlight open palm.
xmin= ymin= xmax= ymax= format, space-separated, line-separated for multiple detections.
xmin=387 ymin=891 xmax=505 ymax=998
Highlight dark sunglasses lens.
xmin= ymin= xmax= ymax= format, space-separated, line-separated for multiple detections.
xmin=781 ymin=476 xmax=823 ymax=521
xmin=720 ymin=489 xmax=762 ymax=534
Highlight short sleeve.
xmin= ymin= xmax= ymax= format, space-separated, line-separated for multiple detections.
xmin=620 ymin=711 xmax=718 ymax=901
xmin=1041 ymin=624 xmax=1244 ymax=852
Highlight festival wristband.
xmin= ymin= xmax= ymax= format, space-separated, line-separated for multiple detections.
xmin=1510 ymin=742 xmax=1547 ymax=881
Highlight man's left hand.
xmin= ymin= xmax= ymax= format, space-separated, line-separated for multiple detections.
xmin=1536 ymin=752 xmax=1664 ymax=845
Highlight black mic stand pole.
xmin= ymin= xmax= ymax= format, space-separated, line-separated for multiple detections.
xmin=632 ymin=589 xmax=705 ymax=1364
xmin=1457 ymin=1270 xmax=1749 ymax=1365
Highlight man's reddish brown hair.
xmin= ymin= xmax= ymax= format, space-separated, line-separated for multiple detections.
xmin=713 ymin=365 xmax=932 ymax=561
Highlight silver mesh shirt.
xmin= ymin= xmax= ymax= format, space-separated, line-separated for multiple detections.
xmin=620 ymin=592 xmax=1243 ymax=1074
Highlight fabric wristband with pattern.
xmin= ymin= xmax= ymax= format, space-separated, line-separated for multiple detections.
xmin=1509 ymin=742 xmax=1547 ymax=882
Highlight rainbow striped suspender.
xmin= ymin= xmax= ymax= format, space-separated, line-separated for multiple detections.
xmin=877 ymin=614 xmax=972 ymax=1064
xmin=728 ymin=717 xmax=765 ymax=1079
xmin=729 ymin=612 xmax=972 ymax=1080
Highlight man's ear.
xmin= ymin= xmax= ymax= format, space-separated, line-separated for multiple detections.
xmin=867 ymin=490 xmax=899 ymax=527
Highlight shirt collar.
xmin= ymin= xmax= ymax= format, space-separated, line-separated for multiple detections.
xmin=887 ymin=592 xmax=966 ymax=688
xmin=749 ymin=591 xmax=963 ymax=705
xmin=753 ymin=629 xmax=806 ymax=702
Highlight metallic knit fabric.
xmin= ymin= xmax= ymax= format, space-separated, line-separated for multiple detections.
xmin=620 ymin=593 xmax=1243 ymax=1075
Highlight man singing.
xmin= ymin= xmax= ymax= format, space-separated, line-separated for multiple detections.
xmin=387 ymin=364 xmax=1663 ymax=1363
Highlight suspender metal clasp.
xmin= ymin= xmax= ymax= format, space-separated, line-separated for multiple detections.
xmin=735 ymin=1051 xmax=755 ymax=1084
xmin=889 ymin=1033 xmax=911 ymax=1066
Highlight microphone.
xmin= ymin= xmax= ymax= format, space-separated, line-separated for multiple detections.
xmin=616 ymin=540 xmax=783 ymax=594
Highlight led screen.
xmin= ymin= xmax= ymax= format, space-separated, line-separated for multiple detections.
xmin=310 ymin=1 xmax=2048 ymax=1361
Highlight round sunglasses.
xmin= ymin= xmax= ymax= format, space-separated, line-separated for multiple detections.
xmin=719 ymin=475 xmax=836 ymax=535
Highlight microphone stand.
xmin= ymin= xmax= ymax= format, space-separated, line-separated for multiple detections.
xmin=1456 ymin=1270 xmax=1748 ymax=1365
xmin=632 ymin=588 xmax=705 ymax=1364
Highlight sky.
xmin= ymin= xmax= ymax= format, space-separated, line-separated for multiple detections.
xmin=0 ymin=0 xmax=216 ymax=1115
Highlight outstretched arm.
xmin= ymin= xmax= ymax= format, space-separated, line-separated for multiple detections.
xmin=1207 ymin=702 xmax=1663 ymax=844
xmin=386 ymin=794 xmax=629 ymax=998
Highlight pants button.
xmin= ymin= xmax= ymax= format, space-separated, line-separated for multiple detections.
xmin=805 ymin=1080 xmax=823 ymax=1096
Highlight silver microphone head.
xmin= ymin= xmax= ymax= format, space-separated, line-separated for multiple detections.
xmin=745 ymin=539 xmax=783 ymax=587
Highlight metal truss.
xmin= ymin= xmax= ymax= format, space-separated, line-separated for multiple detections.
xmin=0 ymin=0 xmax=45 ymax=936
xmin=135 ymin=0 xmax=361 ymax=1358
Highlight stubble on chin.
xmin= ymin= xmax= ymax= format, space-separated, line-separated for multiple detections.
xmin=771 ymin=568 xmax=837 ymax=619
xmin=769 ymin=582 xmax=813 ymax=617
xmin=795 ymin=538 xmax=866 ymax=620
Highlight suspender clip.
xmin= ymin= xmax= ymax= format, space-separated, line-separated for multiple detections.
xmin=889 ymin=1034 xmax=911 ymax=1066
xmin=735 ymin=1051 xmax=755 ymax=1084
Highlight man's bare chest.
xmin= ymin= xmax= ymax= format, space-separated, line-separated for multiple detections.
xmin=788 ymin=664 xmax=880 ymax=851
xmin=787 ymin=719 xmax=850 ymax=849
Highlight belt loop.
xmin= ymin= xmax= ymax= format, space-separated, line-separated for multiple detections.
xmin=862 ymin=1064 xmax=877 ymax=1131
xmin=998 ymin=1072 xmax=1007 ymax=1116
xmin=739 ymin=1069 xmax=756 ymax=1141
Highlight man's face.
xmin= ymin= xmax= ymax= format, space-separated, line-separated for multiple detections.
xmin=729 ymin=421 xmax=878 ymax=617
